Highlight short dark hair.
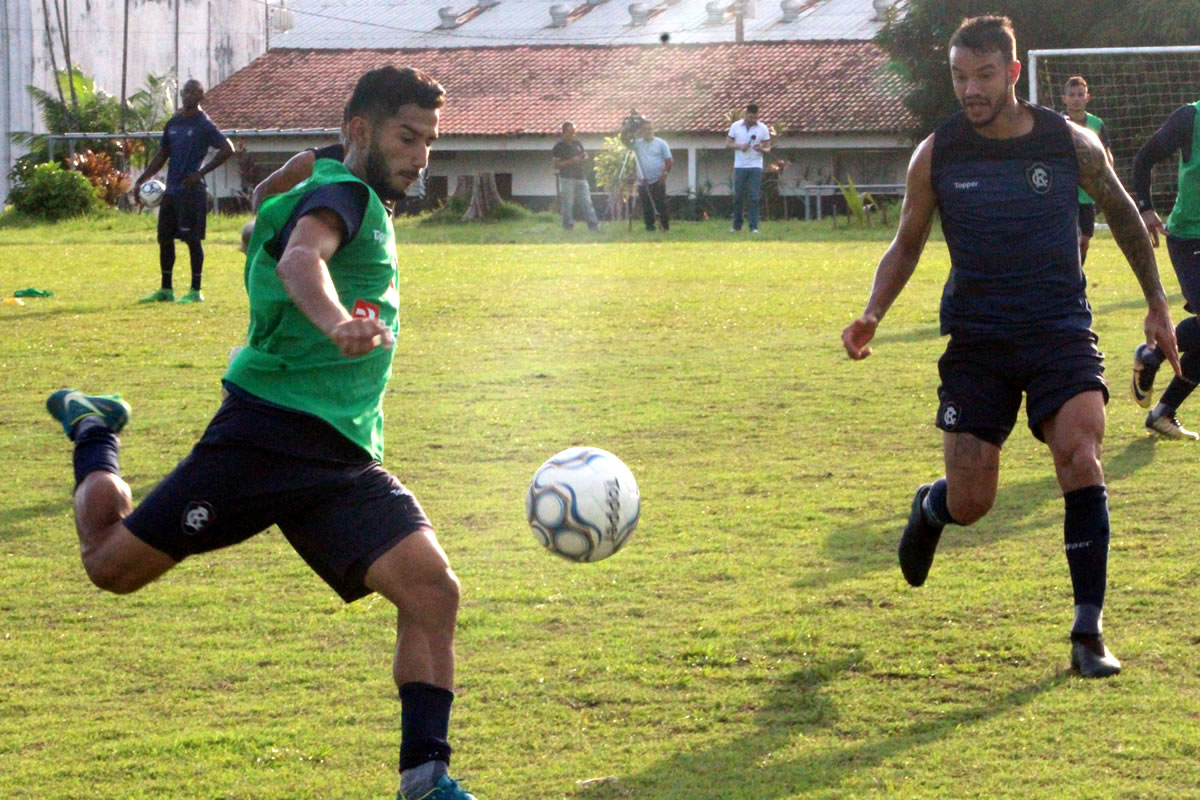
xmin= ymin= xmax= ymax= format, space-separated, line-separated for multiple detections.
xmin=562 ymin=121 xmax=574 ymax=132
xmin=949 ymin=15 xmax=1017 ymax=64
xmin=745 ymin=103 xmax=759 ymax=114
xmin=1064 ymin=75 xmax=1088 ymax=91
xmin=343 ymin=66 xmax=445 ymax=126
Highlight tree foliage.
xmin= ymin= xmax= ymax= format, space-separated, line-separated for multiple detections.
xmin=876 ymin=0 xmax=1200 ymax=140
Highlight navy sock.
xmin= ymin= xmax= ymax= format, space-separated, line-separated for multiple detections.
xmin=159 ymin=239 xmax=175 ymax=290
xmin=1063 ymin=484 xmax=1109 ymax=635
xmin=1176 ymin=316 xmax=1200 ymax=352
xmin=72 ymin=416 xmax=121 ymax=488
xmin=921 ymin=477 xmax=956 ymax=527
xmin=187 ymin=240 xmax=204 ymax=291
xmin=399 ymin=682 xmax=454 ymax=773
xmin=1159 ymin=349 xmax=1200 ymax=410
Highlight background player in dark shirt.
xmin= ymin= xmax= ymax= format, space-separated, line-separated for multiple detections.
xmin=841 ymin=16 xmax=1180 ymax=678
xmin=552 ymin=121 xmax=600 ymax=231
xmin=133 ymin=79 xmax=234 ymax=303
xmin=1129 ymin=102 xmax=1200 ymax=439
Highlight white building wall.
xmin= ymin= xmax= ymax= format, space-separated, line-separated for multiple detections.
xmin=218 ymin=131 xmax=907 ymax=217
xmin=3 ymin=0 xmax=266 ymax=203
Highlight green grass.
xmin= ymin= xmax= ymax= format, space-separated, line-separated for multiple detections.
xmin=2 ymin=211 xmax=1199 ymax=799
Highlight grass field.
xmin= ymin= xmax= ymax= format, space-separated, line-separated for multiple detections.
xmin=2 ymin=210 xmax=1199 ymax=799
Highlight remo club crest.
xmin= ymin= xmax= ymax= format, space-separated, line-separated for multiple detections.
xmin=1025 ymin=161 xmax=1053 ymax=195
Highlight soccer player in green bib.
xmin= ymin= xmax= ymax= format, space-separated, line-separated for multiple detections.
xmin=44 ymin=66 xmax=478 ymax=800
xmin=1062 ymin=76 xmax=1112 ymax=265
xmin=1130 ymin=98 xmax=1200 ymax=440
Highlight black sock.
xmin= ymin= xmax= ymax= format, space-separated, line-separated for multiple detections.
xmin=159 ymin=239 xmax=175 ymax=290
xmin=187 ymin=240 xmax=204 ymax=291
xmin=921 ymin=477 xmax=956 ymax=527
xmin=72 ymin=416 xmax=121 ymax=488
xmin=1063 ymin=484 xmax=1109 ymax=635
xmin=399 ymin=682 xmax=454 ymax=772
xmin=1176 ymin=316 xmax=1200 ymax=352
xmin=1159 ymin=348 xmax=1200 ymax=410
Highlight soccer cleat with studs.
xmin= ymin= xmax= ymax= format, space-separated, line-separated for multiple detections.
xmin=45 ymin=389 xmax=131 ymax=437
xmin=177 ymin=289 xmax=205 ymax=304
xmin=1145 ymin=409 xmax=1200 ymax=440
xmin=138 ymin=288 xmax=174 ymax=303
xmin=898 ymin=483 xmax=944 ymax=587
xmin=398 ymin=775 xmax=478 ymax=800
xmin=1070 ymin=634 xmax=1121 ymax=678
xmin=1131 ymin=343 xmax=1159 ymax=408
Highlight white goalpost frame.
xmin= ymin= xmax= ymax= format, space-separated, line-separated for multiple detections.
xmin=1027 ymin=45 xmax=1200 ymax=228
xmin=1029 ymin=45 xmax=1200 ymax=107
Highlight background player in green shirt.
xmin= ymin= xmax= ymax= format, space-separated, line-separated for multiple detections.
xmin=45 ymin=66 xmax=478 ymax=800
xmin=1063 ymin=76 xmax=1112 ymax=265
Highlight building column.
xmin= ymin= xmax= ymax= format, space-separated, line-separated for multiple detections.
xmin=687 ymin=147 xmax=697 ymax=197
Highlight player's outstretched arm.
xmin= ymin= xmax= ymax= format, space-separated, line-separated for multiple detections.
xmin=1075 ymin=125 xmax=1182 ymax=377
xmin=842 ymin=135 xmax=937 ymax=360
xmin=275 ymin=209 xmax=394 ymax=358
xmin=252 ymin=150 xmax=318 ymax=212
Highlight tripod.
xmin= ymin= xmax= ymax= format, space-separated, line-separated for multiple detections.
xmin=614 ymin=145 xmax=660 ymax=231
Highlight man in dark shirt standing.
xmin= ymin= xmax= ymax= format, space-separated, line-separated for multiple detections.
xmin=134 ymin=79 xmax=234 ymax=303
xmin=552 ymin=122 xmax=600 ymax=231
xmin=841 ymin=16 xmax=1180 ymax=677
xmin=1129 ymin=100 xmax=1200 ymax=439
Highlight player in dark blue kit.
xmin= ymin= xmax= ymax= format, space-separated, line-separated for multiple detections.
xmin=841 ymin=16 xmax=1181 ymax=677
xmin=1129 ymin=100 xmax=1200 ymax=439
xmin=134 ymin=79 xmax=234 ymax=303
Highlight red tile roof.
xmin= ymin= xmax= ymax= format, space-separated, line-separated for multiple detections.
xmin=203 ymin=41 xmax=914 ymax=137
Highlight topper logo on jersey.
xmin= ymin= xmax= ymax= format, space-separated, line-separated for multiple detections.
xmin=1026 ymin=162 xmax=1053 ymax=195
xmin=352 ymin=299 xmax=380 ymax=321
xmin=182 ymin=501 xmax=215 ymax=535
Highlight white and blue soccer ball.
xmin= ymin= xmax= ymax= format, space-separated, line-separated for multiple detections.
xmin=526 ymin=447 xmax=640 ymax=563
xmin=138 ymin=179 xmax=166 ymax=208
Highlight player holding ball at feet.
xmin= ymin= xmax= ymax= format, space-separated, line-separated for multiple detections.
xmin=841 ymin=16 xmax=1180 ymax=678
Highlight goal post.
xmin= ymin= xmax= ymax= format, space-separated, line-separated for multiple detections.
xmin=1029 ymin=45 xmax=1200 ymax=213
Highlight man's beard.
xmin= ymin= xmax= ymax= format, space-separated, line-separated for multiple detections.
xmin=364 ymin=140 xmax=408 ymax=202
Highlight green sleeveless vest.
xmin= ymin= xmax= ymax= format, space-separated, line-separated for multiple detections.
xmin=1077 ymin=112 xmax=1105 ymax=206
xmin=1167 ymin=100 xmax=1200 ymax=239
xmin=224 ymin=158 xmax=399 ymax=461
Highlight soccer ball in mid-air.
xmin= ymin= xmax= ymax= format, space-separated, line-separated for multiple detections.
xmin=526 ymin=447 xmax=640 ymax=563
xmin=138 ymin=179 xmax=166 ymax=208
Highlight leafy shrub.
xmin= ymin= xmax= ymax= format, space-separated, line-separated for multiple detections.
xmin=10 ymin=162 xmax=101 ymax=220
xmin=66 ymin=150 xmax=130 ymax=206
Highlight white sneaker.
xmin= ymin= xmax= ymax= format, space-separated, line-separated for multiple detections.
xmin=1146 ymin=410 xmax=1200 ymax=440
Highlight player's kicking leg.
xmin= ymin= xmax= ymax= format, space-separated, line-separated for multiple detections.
xmin=365 ymin=530 xmax=477 ymax=800
xmin=45 ymin=389 xmax=178 ymax=592
xmin=1041 ymin=391 xmax=1120 ymax=678
xmin=899 ymin=432 xmax=999 ymax=587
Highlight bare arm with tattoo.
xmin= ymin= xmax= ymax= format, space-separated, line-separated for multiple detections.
xmin=1073 ymin=124 xmax=1182 ymax=377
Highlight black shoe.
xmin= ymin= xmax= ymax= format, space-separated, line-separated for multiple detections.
xmin=1131 ymin=344 xmax=1160 ymax=408
xmin=1070 ymin=633 xmax=1121 ymax=678
xmin=898 ymin=484 xmax=944 ymax=587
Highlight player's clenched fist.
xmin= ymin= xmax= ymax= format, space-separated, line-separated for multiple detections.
xmin=842 ymin=315 xmax=878 ymax=360
xmin=329 ymin=317 xmax=394 ymax=357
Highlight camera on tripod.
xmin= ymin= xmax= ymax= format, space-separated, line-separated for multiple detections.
xmin=619 ymin=109 xmax=648 ymax=147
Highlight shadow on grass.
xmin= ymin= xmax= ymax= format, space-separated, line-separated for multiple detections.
xmin=798 ymin=436 xmax=1160 ymax=592
xmin=581 ymin=653 xmax=1063 ymax=799
xmin=0 ymin=482 xmax=161 ymax=541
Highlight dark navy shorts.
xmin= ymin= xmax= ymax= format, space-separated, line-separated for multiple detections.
xmin=124 ymin=390 xmax=431 ymax=602
xmin=1166 ymin=233 xmax=1200 ymax=314
xmin=935 ymin=330 xmax=1108 ymax=446
xmin=158 ymin=185 xmax=209 ymax=242
xmin=1078 ymin=203 xmax=1096 ymax=237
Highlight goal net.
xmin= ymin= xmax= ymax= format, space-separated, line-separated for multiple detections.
xmin=1029 ymin=46 xmax=1200 ymax=213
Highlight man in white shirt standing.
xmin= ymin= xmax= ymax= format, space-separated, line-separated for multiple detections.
xmin=726 ymin=103 xmax=771 ymax=233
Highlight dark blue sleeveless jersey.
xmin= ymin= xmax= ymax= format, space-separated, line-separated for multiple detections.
xmin=931 ymin=101 xmax=1090 ymax=338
